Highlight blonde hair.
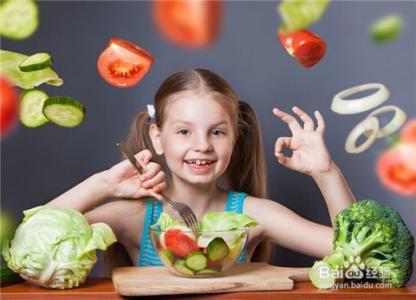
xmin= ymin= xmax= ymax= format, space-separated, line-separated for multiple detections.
xmin=105 ymin=69 xmax=271 ymax=275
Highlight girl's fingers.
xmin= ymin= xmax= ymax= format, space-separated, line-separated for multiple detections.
xmin=152 ymin=182 xmax=166 ymax=194
xmin=273 ymin=107 xmax=302 ymax=134
xmin=292 ymin=106 xmax=314 ymax=131
xmin=141 ymin=171 xmax=165 ymax=189
xmin=140 ymin=162 xmax=161 ymax=181
xmin=274 ymin=136 xmax=292 ymax=153
xmin=275 ymin=152 xmax=293 ymax=168
xmin=315 ymin=110 xmax=325 ymax=135
xmin=148 ymin=189 xmax=163 ymax=201
xmin=135 ymin=149 xmax=152 ymax=168
xmin=112 ymin=159 xmax=138 ymax=176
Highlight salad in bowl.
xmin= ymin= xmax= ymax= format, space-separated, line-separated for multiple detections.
xmin=149 ymin=211 xmax=258 ymax=277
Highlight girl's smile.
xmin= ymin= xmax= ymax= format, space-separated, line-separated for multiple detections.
xmin=184 ymin=159 xmax=217 ymax=175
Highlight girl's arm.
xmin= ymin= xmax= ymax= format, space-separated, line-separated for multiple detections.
xmin=246 ymin=197 xmax=334 ymax=258
xmin=311 ymin=163 xmax=356 ymax=227
xmin=47 ymin=171 xmax=112 ymax=213
xmin=273 ymin=106 xmax=356 ymax=227
xmin=47 ymin=150 xmax=165 ymax=213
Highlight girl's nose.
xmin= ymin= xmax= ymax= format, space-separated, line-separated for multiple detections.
xmin=193 ymin=135 xmax=213 ymax=152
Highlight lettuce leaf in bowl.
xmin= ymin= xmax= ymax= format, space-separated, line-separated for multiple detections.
xmin=0 ymin=50 xmax=63 ymax=89
xmin=197 ymin=212 xmax=258 ymax=251
xmin=156 ymin=212 xmax=184 ymax=231
xmin=199 ymin=211 xmax=258 ymax=231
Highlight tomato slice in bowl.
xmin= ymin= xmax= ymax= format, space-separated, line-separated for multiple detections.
xmin=164 ymin=229 xmax=200 ymax=257
xmin=97 ymin=37 xmax=153 ymax=88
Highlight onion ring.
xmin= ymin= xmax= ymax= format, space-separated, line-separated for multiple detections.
xmin=331 ymin=83 xmax=389 ymax=115
xmin=364 ymin=105 xmax=407 ymax=138
xmin=345 ymin=117 xmax=380 ymax=154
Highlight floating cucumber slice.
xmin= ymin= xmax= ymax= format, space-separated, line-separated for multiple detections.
xmin=19 ymin=52 xmax=52 ymax=72
xmin=370 ymin=14 xmax=403 ymax=44
xmin=19 ymin=89 xmax=49 ymax=127
xmin=42 ymin=96 xmax=85 ymax=128
xmin=0 ymin=0 xmax=39 ymax=40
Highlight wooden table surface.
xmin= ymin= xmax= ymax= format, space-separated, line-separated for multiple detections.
xmin=1 ymin=278 xmax=415 ymax=299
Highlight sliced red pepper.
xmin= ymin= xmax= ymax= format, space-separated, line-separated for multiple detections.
xmin=277 ymin=29 xmax=327 ymax=68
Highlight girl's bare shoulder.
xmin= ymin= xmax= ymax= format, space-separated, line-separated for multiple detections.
xmin=243 ymin=195 xmax=283 ymax=214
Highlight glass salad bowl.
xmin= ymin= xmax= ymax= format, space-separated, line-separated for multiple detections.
xmin=149 ymin=225 xmax=249 ymax=278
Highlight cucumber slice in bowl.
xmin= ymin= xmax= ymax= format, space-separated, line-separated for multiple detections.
xmin=43 ymin=97 xmax=85 ymax=128
xmin=185 ymin=251 xmax=208 ymax=271
xmin=174 ymin=260 xmax=194 ymax=275
xmin=19 ymin=52 xmax=52 ymax=72
xmin=207 ymin=238 xmax=230 ymax=262
xmin=19 ymin=89 xmax=49 ymax=127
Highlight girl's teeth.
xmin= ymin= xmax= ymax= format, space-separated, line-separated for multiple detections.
xmin=185 ymin=160 xmax=213 ymax=165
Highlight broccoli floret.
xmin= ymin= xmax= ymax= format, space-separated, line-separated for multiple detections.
xmin=310 ymin=200 xmax=414 ymax=289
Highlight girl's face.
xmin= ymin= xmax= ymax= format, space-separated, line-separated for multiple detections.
xmin=150 ymin=91 xmax=236 ymax=186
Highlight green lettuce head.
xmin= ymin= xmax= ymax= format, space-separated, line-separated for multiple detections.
xmin=1 ymin=206 xmax=116 ymax=289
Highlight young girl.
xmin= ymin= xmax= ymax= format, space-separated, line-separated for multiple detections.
xmin=47 ymin=69 xmax=355 ymax=270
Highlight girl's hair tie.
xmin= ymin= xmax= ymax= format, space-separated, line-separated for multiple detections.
xmin=146 ymin=104 xmax=155 ymax=123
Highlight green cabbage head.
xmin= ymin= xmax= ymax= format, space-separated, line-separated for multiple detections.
xmin=1 ymin=205 xmax=116 ymax=289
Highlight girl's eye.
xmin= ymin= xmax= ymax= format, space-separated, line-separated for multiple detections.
xmin=177 ymin=129 xmax=190 ymax=135
xmin=211 ymin=129 xmax=225 ymax=136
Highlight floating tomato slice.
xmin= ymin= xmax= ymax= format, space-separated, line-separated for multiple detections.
xmin=0 ymin=77 xmax=19 ymax=137
xmin=97 ymin=37 xmax=153 ymax=88
xmin=153 ymin=0 xmax=222 ymax=48
xmin=164 ymin=229 xmax=199 ymax=257
xmin=377 ymin=144 xmax=416 ymax=196
xmin=278 ymin=29 xmax=327 ymax=68
xmin=400 ymin=119 xmax=416 ymax=144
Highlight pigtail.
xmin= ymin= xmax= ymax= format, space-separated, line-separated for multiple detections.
xmin=125 ymin=111 xmax=168 ymax=174
xmin=226 ymin=100 xmax=267 ymax=198
xmin=226 ymin=100 xmax=271 ymax=262
xmin=125 ymin=111 xmax=157 ymax=161
xmin=103 ymin=111 xmax=168 ymax=275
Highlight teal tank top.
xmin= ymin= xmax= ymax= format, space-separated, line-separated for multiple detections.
xmin=137 ymin=190 xmax=248 ymax=266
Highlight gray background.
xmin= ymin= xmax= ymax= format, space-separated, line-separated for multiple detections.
xmin=2 ymin=1 xmax=415 ymax=283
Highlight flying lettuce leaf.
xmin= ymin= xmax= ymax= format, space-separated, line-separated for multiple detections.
xmin=0 ymin=50 xmax=63 ymax=89
xmin=278 ymin=0 xmax=330 ymax=32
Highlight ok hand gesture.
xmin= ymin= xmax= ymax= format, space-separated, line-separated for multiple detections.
xmin=273 ymin=106 xmax=333 ymax=177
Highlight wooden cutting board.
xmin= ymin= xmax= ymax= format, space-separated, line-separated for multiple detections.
xmin=112 ymin=262 xmax=311 ymax=296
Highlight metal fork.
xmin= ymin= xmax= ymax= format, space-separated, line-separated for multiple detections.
xmin=116 ymin=142 xmax=199 ymax=235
